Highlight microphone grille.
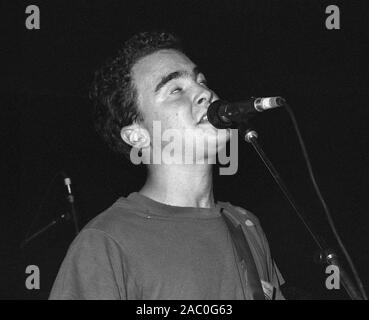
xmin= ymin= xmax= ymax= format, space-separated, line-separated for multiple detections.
xmin=207 ymin=100 xmax=234 ymax=129
xmin=255 ymin=97 xmax=285 ymax=111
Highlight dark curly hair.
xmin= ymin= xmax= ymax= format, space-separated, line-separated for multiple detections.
xmin=90 ymin=31 xmax=184 ymax=159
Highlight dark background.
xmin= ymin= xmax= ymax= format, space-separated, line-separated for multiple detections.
xmin=3 ymin=0 xmax=368 ymax=299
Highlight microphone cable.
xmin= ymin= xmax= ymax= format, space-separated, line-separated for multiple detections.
xmin=283 ymin=103 xmax=367 ymax=300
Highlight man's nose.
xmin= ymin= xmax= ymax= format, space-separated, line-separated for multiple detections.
xmin=195 ymin=87 xmax=213 ymax=107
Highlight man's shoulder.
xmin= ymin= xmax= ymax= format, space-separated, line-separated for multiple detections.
xmin=81 ymin=196 xmax=147 ymax=239
xmin=218 ymin=201 xmax=273 ymax=278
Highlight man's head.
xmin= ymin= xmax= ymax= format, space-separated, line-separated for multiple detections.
xmin=91 ymin=31 xmax=229 ymax=164
xmin=90 ymin=31 xmax=183 ymax=158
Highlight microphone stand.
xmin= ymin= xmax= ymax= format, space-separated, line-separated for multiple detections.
xmin=243 ymin=128 xmax=364 ymax=300
xmin=67 ymin=192 xmax=79 ymax=236
xmin=21 ymin=171 xmax=80 ymax=249
xmin=20 ymin=212 xmax=70 ymax=248
xmin=62 ymin=175 xmax=79 ymax=236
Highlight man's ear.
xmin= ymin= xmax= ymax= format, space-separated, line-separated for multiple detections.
xmin=120 ymin=123 xmax=150 ymax=149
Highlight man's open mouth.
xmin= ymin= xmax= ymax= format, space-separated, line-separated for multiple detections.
xmin=198 ymin=113 xmax=209 ymax=124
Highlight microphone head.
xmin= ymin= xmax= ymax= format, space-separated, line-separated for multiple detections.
xmin=254 ymin=96 xmax=286 ymax=111
xmin=207 ymin=100 xmax=234 ymax=129
xmin=60 ymin=171 xmax=72 ymax=195
xmin=60 ymin=171 xmax=71 ymax=185
xmin=64 ymin=177 xmax=72 ymax=186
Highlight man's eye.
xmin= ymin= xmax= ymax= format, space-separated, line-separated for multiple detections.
xmin=199 ymin=79 xmax=208 ymax=87
xmin=170 ymin=87 xmax=182 ymax=94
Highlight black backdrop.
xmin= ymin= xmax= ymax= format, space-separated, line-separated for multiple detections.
xmin=3 ymin=0 xmax=368 ymax=299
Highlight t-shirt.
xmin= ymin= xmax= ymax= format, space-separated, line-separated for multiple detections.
xmin=49 ymin=192 xmax=285 ymax=300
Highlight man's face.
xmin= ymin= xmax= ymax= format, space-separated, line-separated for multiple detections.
xmin=131 ymin=49 xmax=229 ymax=162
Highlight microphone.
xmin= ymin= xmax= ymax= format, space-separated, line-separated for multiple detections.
xmin=20 ymin=171 xmax=75 ymax=248
xmin=207 ymin=96 xmax=286 ymax=129
xmin=63 ymin=176 xmax=72 ymax=195
xmin=61 ymin=171 xmax=79 ymax=234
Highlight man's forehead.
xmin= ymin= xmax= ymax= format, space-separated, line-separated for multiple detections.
xmin=132 ymin=49 xmax=196 ymax=86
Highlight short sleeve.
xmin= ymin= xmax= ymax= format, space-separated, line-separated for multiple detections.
xmin=49 ymin=229 xmax=127 ymax=300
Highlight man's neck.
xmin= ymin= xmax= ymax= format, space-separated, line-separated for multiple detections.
xmin=139 ymin=164 xmax=214 ymax=208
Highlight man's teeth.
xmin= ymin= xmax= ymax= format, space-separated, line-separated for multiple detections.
xmin=200 ymin=115 xmax=208 ymax=123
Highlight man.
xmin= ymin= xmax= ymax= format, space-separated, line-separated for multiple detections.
xmin=49 ymin=31 xmax=285 ymax=300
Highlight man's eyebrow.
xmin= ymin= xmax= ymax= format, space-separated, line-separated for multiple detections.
xmin=154 ymin=67 xmax=202 ymax=93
